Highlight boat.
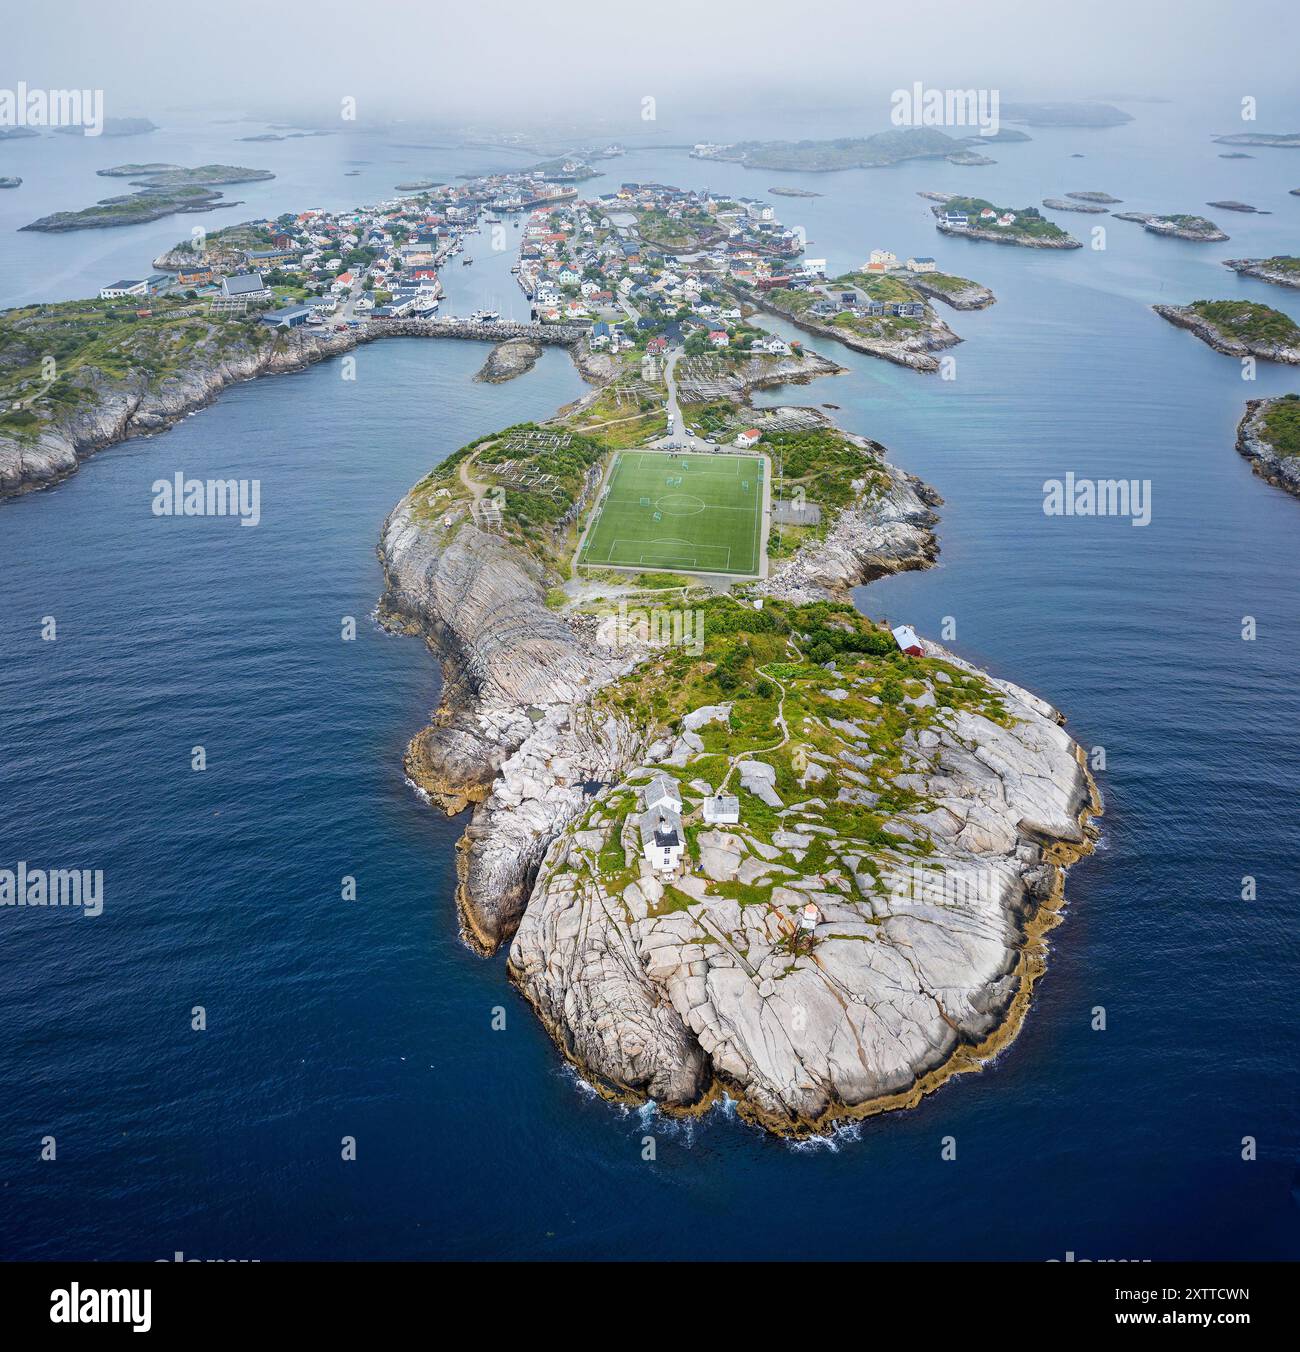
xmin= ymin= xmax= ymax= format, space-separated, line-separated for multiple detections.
xmin=462 ymin=257 xmax=473 ymax=266
xmin=471 ymin=309 xmax=500 ymax=322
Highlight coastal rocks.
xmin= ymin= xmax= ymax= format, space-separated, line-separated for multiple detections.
xmin=1236 ymin=397 xmax=1300 ymax=498
xmin=0 ymin=325 xmax=360 ymax=501
xmin=934 ymin=219 xmax=1081 ymax=250
xmin=748 ymin=293 xmax=961 ymax=373
xmin=1153 ymin=303 xmax=1300 ymax=365
xmin=901 ymin=273 xmax=996 ymax=311
xmin=509 ymin=646 xmax=1098 ymax=1134
xmin=1042 ymin=197 xmax=1109 ymax=214
xmin=766 ymin=451 xmax=942 ymax=601
xmin=1223 ymin=257 xmax=1300 ymax=291
xmin=674 ymin=348 xmax=843 ymax=401
xmin=473 ymin=338 xmax=542 ymax=384
xmin=379 ymin=501 xmax=641 ymax=952
xmin=1111 ymin=212 xmax=1228 ymax=241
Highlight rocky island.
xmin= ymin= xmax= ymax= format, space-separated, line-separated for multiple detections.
xmin=929 ymin=195 xmax=1082 ymax=248
xmin=1236 ymin=395 xmax=1300 ymax=497
xmin=474 ymin=338 xmax=542 ymax=383
xmin=0 ymin=176 xmax=20 ymax=189
xmin=19 ymin=164 xmax=274 ymax=232
xmin=1042 ymin=197 xmax=1109 ymax=214
xmin=1206 ymin=200 xmax=1267 ymax=214
xmin=1212 ymin=131 xmax=1300 ymax=148
xmin=377 ymin=340 xmax=1099 ymax=1135
xmin=1154 ymin=300 xmax=1300 ymax=364
xmin=898 ymin=269 xmax=996 ymax=310
xmin=1066 ymin=191 xmax=1122 ymax=204
xmin=693 ymin=128 xmax=964 ymax=172
xmin=749 ymin=271 xmax=963 ymax=371
xmin=1112 ymin=211 xmax=1228 ymax=241
xmin=1222 ymin=256 xmax=1300 ymax=290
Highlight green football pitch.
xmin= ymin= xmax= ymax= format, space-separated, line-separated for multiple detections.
xmin=577 ymin=450 xmax=765 ymax=576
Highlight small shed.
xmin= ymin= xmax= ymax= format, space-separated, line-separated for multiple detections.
xmin=891 ymin=624 xmax=925 ymax=658
xmin=702 ymin=795 xmax=739 ymax=825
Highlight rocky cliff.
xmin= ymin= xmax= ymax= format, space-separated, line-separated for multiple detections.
xmin=0 ymin=326 xmax=362 ymax=501
xmin=507 ymin=632 xmax=1098 ymax=1134
xmin=1236 ymin=397 xmax=1300 ymax=497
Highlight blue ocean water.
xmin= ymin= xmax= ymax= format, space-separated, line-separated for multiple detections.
xmin=1 ymin=104 xmax=1298 ymax=1260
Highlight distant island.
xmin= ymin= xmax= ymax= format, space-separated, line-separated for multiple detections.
xmin=768 ymin=186 xmax=821 ymax=197
xmin=692 ymin=128 xmax=962 ymax=172
xmin=1112 ymin=211 xmax=1227 ymax=241
xmin=1222 ymin=256 xmax=1300 ymax=290
xmin=960 ymin=128 xmax=1031 ymax=143
xmin=1212 ymin=132 xmax=1300 ymax=148
xmin=53 ymin=117 xmax=158 ymax=138
xmin=1207 ymin=200 xmax=1268 ymax=214
xmin=1001 ymin=101 xmax=1133 ymax=127
xmin=1237 ymin=396 xmax=1300 ymax=497
xmin=238 ymin=129 xmax=335 ymax=142
xmin=1155 ymin=300 xmax=1300 ymax=364
xmin=0 ymin=176 xmax=21 ymax=189
xmin=97 ymin=163 xmax=275 ymax=188
xmin=1067 ymin=191 xmax=1121 ymax=203
xmin=20 ymin=164 xmax=274 ymax=232
xmin=928 ymin=195 xmax=1081 ymax=248
xmin=946 ymin=149 xmax=995 ymax=166
xmin=1042 ymin=197 xmax=1108 ymax=213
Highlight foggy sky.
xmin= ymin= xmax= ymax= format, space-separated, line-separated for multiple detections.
xmin=4 ymin=0 xmax=1297 ymax=133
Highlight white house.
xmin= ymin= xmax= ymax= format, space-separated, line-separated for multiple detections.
xmin=868 ymin=248 xmax=897 ymax=267
xmin=906 ymin=256 xmax=937 ymax=273
xmin=639 ymin=775 xmax=685 ymax=874
xmin=703 ymin=794 xmax=739 ymax=825
xmin=734 ymin=428 xmax=761 ymax=449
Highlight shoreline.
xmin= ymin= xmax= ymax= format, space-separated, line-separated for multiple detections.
xmin=1236 ymin=397 xmax=1300 ymax=498
xmin=737 ymin=287 xmax=960 ymax=372
xmin=0 ymin=322 xmax=586 ymax=503
xmin=513 ymin=741 xmax=1100 ymax=1138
